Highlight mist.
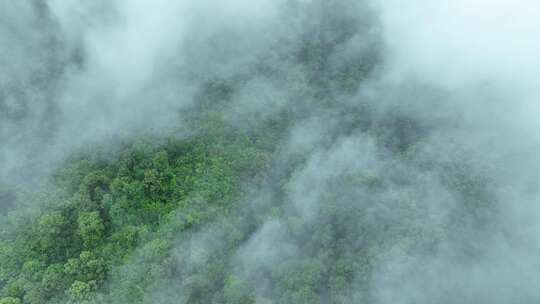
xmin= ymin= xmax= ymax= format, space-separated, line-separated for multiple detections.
xmin=2 ymin=0 xmax=540 ymax=303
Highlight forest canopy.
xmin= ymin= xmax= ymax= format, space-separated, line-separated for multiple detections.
xmin=2 ymin=0 xmax=540 ymax=303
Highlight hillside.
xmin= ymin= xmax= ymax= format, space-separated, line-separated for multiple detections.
xmin=2 ymin=1 xmax=540 ymax=304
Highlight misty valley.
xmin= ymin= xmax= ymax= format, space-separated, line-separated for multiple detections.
xmin=2 ymin=1 xmax=540 ymax=304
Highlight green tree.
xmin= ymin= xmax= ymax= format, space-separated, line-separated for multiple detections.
xmin=77 ymin=212 xmax=104 ymax=248
xmin=67 ymin=281 xmax=93 ymax=302
xmin=0 ymin=297 xmax=21 ymax=304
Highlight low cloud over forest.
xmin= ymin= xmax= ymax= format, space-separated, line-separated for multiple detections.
xmin=2 ymin=1 xmax=540 ymax=303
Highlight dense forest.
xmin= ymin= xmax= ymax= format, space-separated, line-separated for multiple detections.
xmin=2 ymin=1 xmax=540 ymax=303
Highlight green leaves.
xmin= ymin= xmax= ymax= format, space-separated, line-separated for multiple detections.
xmin=77 ymin=212 xmax=104 ymax=249
xmin=66 ymin=281 xmax=93 ymax=302
xmin=41 ymin=264 xmax=66 ymax=293
xmin=37 ymin=212 xmax=66 ymax=238
xmin=0 ymin=297 xmax=21 ymax=304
